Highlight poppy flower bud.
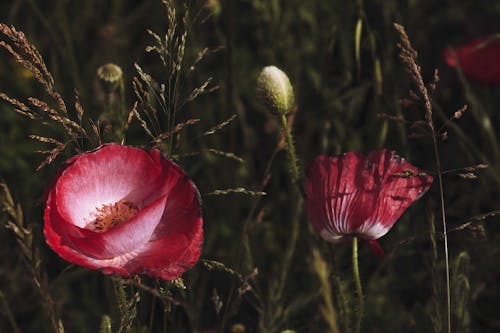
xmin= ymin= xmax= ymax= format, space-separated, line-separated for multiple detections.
xmin=256 ymin=66 xmax=295 ymax=116
xmin=97 ymin=63 xmax=123 ymax=93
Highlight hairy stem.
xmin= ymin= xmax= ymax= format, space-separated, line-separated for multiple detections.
xmin=258 ymin=113 xmax=303 ymax=332
xmin=274 ymin=114 xmax=302 ymax=298
xmin=280 ymin=114 xmax=300 ymax=185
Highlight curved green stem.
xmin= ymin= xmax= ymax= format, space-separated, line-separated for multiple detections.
xmin=352 ymin=236 xmax=363 ymax=333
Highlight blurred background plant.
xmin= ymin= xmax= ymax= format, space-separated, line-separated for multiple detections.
xmin=1 ymin=0 xmax=500 ymax=332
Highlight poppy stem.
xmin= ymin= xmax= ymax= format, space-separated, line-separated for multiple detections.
xmin=272 ymin=114 xmax=302 ymax=304
xmin=352 ymin=236 xmax=363 ymax=333
xmin=280 ymin=114 xmax=300 ymax=186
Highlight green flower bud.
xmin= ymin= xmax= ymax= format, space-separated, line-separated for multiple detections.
xmin=256 ymin=66 xmax=295 ymax=116
xmin=97 ymin=63 xmax=123 ymax=93
xmin=205 ymin=0 xmax=221 ymax=17
xmin=231 ymin=323 xmax=246 ymax=333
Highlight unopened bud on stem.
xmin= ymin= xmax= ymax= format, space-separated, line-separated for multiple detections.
xmin=97 ymin=63 xmax=123 ymax=93
xmin=256 ymin=66 xmax=295 ymax=116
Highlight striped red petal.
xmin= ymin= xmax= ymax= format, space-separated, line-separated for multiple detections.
xmin=304 ymin=150 xmax=433 ymax=244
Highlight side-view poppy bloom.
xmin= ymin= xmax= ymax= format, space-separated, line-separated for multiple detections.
xmin=444 ymin=35 xmax=500 ymax=85
xmin=44 ymin=144 xmax=203 ymax=280
xmin=304 ymin=150 xmax=433 ymax=256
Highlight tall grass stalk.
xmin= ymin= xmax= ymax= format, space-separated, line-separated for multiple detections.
xmin=394 ymin=23 xmax=451 ymax=333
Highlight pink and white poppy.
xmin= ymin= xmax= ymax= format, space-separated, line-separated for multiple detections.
xmin=43 ymin=144 xmax=203 ymax=280
xmin=304 ymin=150 xmax=432 ymax=255
xmin=444 ymin=36 xmax=500 ymax=85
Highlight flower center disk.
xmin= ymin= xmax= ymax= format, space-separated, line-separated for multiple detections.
xmin=85 ymin=199 xmax=139 ymax=232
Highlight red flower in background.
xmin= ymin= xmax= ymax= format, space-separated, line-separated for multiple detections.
xmin=304 ymin=150 xmax=432 ymax=256
xmin=444 ymin=35 xmax=500 ymax=85
xmin=44 ymin=144 xmax=203 ymax=280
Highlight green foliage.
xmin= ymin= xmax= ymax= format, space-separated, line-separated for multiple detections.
xmin=1 ymin=0 xmax=500 ymax=332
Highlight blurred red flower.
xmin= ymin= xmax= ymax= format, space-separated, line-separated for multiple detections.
xmin=304 ymin=150 xmax=432 ymax=256
xmin=44 ymin=144 xmax=203 ymax=280
xmin=444 ymin=35 xmax=500 ymax=85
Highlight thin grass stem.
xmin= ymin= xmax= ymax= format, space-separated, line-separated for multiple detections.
xmin=0 ymin=290 xmax=18 ymax=332
xmin=431 ymin=127 xmax=451 ymax=333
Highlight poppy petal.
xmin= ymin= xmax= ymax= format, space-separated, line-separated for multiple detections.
xmin=44 ymin=189 xmax=137 ymax=270
xmin=55 ymin=145 xmax=165 ymax=227
xmin=358 ymin=150 xmax=433 ymax=238
xmin=305 ymin=153 xmax=378 ymax=242
xmin=305 ymin=150 xmax=432 ymax=243
xmin=43 ymin=144 xmax=203 ymax=280
xmin=366 ymin=240 xmax=385 ymax=258
xmin=123 ymin=224 xmax=203 ymax=280
xmin=66 ymin=194 xmax=169 ymax=259
xmin=445 ymin=36 xmax=500 ymax=85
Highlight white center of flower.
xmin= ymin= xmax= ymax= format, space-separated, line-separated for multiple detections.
xmin=85 ymin=199 xmax=139 ymax=233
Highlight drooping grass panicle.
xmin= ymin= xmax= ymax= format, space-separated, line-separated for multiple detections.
xmin=29 ymin=135 xmax=71 ymax=171
xmin=112 ymin=280 xmax=141 ymax=333
xmin=152 ymin=118 xmax=200 ymax=147
xmin=132 ymin=0 xmax=218 ymax=156
xmin=206 ymin=149 xmax=245 ymax=163
xmin=205 ymin=187 xmax=266 ymax=197
xmin=202 ymin=259 xmax=244 ymax=281
xmin=184 ymin=76 xmax=219 ymax=104
xmin=394 ymin=22 xmax=451 ymax=333
xmin=0 ymin=23 xmax=69 ymax=119
xmin=114 ymin=276 xmax=184 ymax=308
xmin=131 ymin=79 xmax=160 ymax=138
xmin=0 ymin=181 xmax=64 ymax=333
xmin=199 ymin=114 xmax=238 ymax=137
xmin=448 ymin=209 xmax=500 ymax=234
xmin=0 ymin=24 xmax=55 ymax=95
xmin=0 ymin=23 xmax=89 ymax=169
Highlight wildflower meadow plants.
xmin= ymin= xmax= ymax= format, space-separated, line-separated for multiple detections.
xmin=1 ymin=1 xmax=500 ymax=332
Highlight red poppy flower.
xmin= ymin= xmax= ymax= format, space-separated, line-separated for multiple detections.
xmin=43 ymin=144 xmax=203 ymax=280
xmin=304 ymin=150 xmax=432 ymax=255
xmin=444 ymin=36 xmax=500 ymax=85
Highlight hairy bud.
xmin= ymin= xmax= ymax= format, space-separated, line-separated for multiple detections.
xmin=97 ymin=63 xmax=123 ymax=93
xmin=256 ymin=66 xmax=295 ymax=116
